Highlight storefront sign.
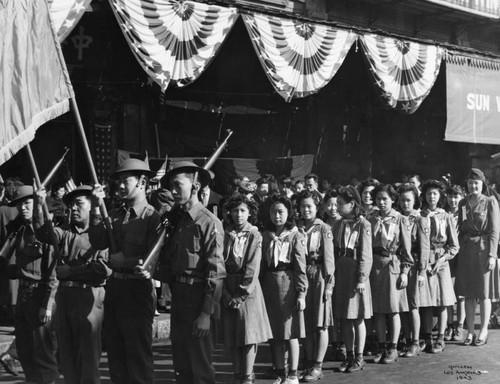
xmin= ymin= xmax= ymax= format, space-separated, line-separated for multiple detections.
xmin=445 ymin=56 xmax=500 ymax=144
xmin=425 ymin=0 xmax=500 ymax=18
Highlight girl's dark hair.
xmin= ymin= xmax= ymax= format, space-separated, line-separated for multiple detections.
xmin=358 ymin=178 xmax=380 ymax=195
xmin=263 ymin=193 xmax=295 ymax=231
xmin=398 ymin=183 xmax=421 ymax=210
xmin=296 ymin=189 xmax=321 ymax=207
xmin=445 ymin=185 xmax=465 ymax=197
xmin=323 ymin=189 xmax=338 ymax=203
xmin=224 ymin=194 xmax=259 ymax=226
xmin=337 ymin=185 xmax=363 ymax=218
xmin=421 ymin=179 xmax=445 ymax=209
xmin=371 ymin=183 xmax=398 ymax=202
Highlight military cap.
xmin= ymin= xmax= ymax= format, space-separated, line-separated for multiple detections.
xmin=63 ymin=185 xmax=92 ymax=205
xmin=162 ymin=161 xmax=211 ymax=187
xmin=111 ymin=158 xmax=155 ymax=179
xmin=467 ymin=168 xmax=486 ymax=183
xmin=9 ymin=186 xmax=34 ymax=206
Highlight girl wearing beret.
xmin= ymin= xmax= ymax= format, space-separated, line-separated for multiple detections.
xmin=332 ymin=186 xmax=373 ymax=373
xmin=418 ymin=180 xmax=459 ymax=354
xmin=456 ymin=169 xmax=500 ymax=346
xmin=221 ymin=194 xmax=272 ymax=384
xmin=261 ymin=194 xmax=308 ymax=384
xmin=296 ymin=191 xmax=335 ymax=381
xmin=367 ymin=184 xmax=413 ymax=365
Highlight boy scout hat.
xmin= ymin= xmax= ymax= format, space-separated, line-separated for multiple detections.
xmin=63 ymin=185 xmax=92 ymax=205
xmin=9 ymin=186 xmax=34 ymax=206
xmin=467 ymin=168 xmax=486 ymax=183
xmin=162 ymin=161 xmax=211 ymax=187
xmin=111 ymin=158 xmax=155 ymax=179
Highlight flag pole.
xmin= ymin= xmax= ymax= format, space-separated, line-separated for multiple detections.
xmin=25 ymin=143 xmax=63 ymax=263
xmin=70 ymin=97 xmax=117 ymax=253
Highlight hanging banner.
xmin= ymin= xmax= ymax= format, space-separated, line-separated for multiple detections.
xmin=0 ymin=0 xmax=74 ymax=165
xmin=445 ymin=53 xmax=500 ymax=145
xmin=48 ymin=0 xmax=92 ymax=41
xmin=108 ymin=0 xmax=238 ymax=91
xmin=359 ymin=34 xmax=443 ymax=114
xmin=242 ymin=12 xmax=356 ymax=102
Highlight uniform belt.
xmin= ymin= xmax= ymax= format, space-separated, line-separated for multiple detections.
xmin=19 ymin=279 xmax=40 ymax=288
xmin=307 ymin=258 xmax=324 ymax=265
xmin=111 ymin=272 xmax=143 ymax=280
xmin=60 ymin=281 xmax=93 ymax=289
xmin=335 ymin=248 xmax=356 ymax=258
xmin=268 ymin=263 xmax=294 ymax=272
xmin=373 ymin=248 xmax=395 ymax=258
xmin=176 ymin=275 xmax=204 ymax=285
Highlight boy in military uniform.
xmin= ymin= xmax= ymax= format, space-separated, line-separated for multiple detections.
xmin=157 ymin=161 xmax=226 ymax=384
xmin=90 ymin=159 xmax=160 ymax=384
xmin=1 ymin=186 xmax=58 ymax=384
xmin=34 ymin=185 xmax=112 ymax=384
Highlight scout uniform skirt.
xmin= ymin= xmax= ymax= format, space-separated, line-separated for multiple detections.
xmin=334 ymin=256 xmax=373 ymax=320
xmin=304 ymin=264 xmax=334 ymax=331
xmin=420 ymin=252 xmax=455 ymax=307
xmin=221 ymin=273 xmax=273 ymax=347
xmin=262 ymin=270 xmax=306 ymax=340
xmin=370 ymin=253 xmax=408 ymax=313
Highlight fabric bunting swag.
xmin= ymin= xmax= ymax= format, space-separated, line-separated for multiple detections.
xmin=48 ymin=0 xmax=92 ymax=41
xmin=242 ymin=13 xmax=357 ymax=102
xmin=359 ymin=34 xmax=444 ymax=114
xmin=108 ymin=0 xmax=238 ymax=91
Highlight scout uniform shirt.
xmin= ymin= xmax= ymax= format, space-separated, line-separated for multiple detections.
xmin=332 ymin=216 xmax=372 ymax=285
xmin=405 ymin=210 xmax=429 ymax=278
xmin=165 ymin=202 xmax=226 ymax=316
xmin=89 ymin=199 xmax=160 ymax=272
xmin=369 ymin=208 xmax=413 ymax=273
xmin=6 ymin=220 xmax=57 ymax=311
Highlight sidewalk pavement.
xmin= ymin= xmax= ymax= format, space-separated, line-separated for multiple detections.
xmin=1 ymin=317 xmax=500 ymax=383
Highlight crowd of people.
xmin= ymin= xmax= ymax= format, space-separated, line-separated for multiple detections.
xmin=0 ymin=161 xmax=499 ymax=384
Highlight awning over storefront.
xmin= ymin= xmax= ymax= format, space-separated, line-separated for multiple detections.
xmin=445 ymin=52 xmax=500 ymax=145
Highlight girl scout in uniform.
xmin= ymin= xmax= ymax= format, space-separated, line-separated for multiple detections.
xmin=221 ymin=194 xmax=272 ymax=384
xmin=261 ymin=193 xmax=308 ymax=384
xmin=398 ymin=184 xmax=428 ymax=358
xmin=419 ymin=180 xmax=459 ymax=353
xmin=296 ymin=190 xmax=335 ymax=382
xmin=332 ymin=186 xmax=373 ymax=373
xmin=457 ymin=169 xmax=500 ymax=347
xmin=367 ymin=184 xmax=413 ymax=365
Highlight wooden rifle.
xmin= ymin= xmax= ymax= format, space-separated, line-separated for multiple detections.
xmin=141 ymin=129 xmax=233 ymax=275
xmin=0 ymin=147 xmax=70 ymax=263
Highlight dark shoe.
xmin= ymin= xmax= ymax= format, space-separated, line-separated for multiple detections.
xmin=489 ymin=314 xmax=500 ymax=329
xmin=444 ymin=327 xmax=453 ymax=341
xmin=264 ymin=367 xmax=278 ymax=380
xmin=474 ymin=336 xmax=488 ymax=346
xmin=303 ymin=367 xmax=323 ymax=382
xmin=346 ymin=358 xmax=365 ymax=373
xmin=452 ymin=326 xmax=464 ymax=342
xmin=333 ymin=345 xmax=347 ymax=361
xmin=421 ymin=339 xmax=433 ymax=353
xmin=372 ymin=350 xmax=385 ymax=364
xmin=0 ymin=353 xmax=19 ymax=376
xmin=241 ymin=372 xmax=256 ymax=384
xmin=381 ymin=348 xmax=398 ymax=364
xmin=285 ymin=376 xmax=299 ymax=384
xmin=298 ymin=367 xmax=311 ymax=381
xmin=338 ymin=358 xmax=352 ymax=373
xmin=272 ymin=376 xmax=287 ymax=384
xmin=403 ymin=343 xmax=421 ymax=357
xmin=431 ymin=340 xmax=445 ymax=353
xmin=463 ymin=333 xmax=476 ymax=346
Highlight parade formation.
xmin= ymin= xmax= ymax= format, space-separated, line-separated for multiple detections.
xmin=1 ymin=161 xmax=500 ymax=384
xmin=2 ymin=0 xmax=500 ymax=383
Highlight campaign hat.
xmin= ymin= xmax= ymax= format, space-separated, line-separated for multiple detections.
xmin=63 ymin=185 xmax=93 ymax=205
xmin=111 ymin=158 xmax=155 ymax=179
xmin=162 ymin=161 xmax=211 ymax=187
xmin=9 ymin=186 xmax=34 ymax=206
xmin=467 ymin=168 xmax=486 ymax=183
